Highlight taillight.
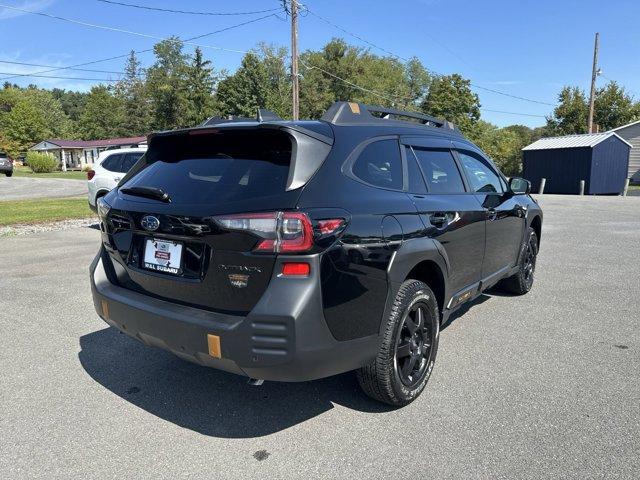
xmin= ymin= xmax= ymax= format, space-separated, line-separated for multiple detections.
xmin=87 ymin=170 xmax=96 ymax=180
xmin=214 ymin=211 xmax=315 ymax=253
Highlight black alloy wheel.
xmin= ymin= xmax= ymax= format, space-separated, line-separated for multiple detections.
xmin=394 ymin=302 xmax=433 ymax=387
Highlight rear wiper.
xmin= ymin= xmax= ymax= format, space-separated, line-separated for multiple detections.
xmin=120 ymin=186 xmax=171 ymax=203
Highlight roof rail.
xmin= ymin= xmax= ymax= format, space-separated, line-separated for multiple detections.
xmin=321 ymin=101 xmax=457 ymax=131
xmin=201 ymin=108 xmax=283 ymax=127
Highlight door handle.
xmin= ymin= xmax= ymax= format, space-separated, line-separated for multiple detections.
xmin=486 ymin=208 xmax=497 ymax=221
xmin=429 ymin=212 xmax=448 ymax=228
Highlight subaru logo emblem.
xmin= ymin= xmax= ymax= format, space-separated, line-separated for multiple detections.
xmin=141 ymin=215 xmax=160 ymax=231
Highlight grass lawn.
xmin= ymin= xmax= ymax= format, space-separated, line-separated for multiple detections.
xmin=628 ymin=184 xmax=640 ymax=191
xmin=13 ymin=165 xmax=87 ymax=180
xmin=0 ymin=197 xmax=95 ymax=226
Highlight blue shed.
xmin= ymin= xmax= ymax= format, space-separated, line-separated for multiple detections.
xmin=522 ymin=132 xmax=631 ymax=194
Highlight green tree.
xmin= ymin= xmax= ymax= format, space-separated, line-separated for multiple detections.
xmin=1 ymin=98 xmax=49 ymax=157
xmin=594 ymin=81 xmax=639 ymax=131
xmin=184 ymin=47 xmax=217 ymax=126
xmin=468 ymin=121 xmax=522 ymax=175
xmin=299 ymin=38 xmax=418 ymax=118
xmin=115 ymin=51 xmax=153 ymax=135
xmin=0 ymin=87 xmax=73 ymax=156
xmin=546 ymin=86 xmax=588 ymax=135
xmin=78 ymin=85 xmax=125 ymax=139
xmin=216 ymin=44 xmax=289 ymax=119
xmin=421 ymin=74 xmax=480 ymax=134
xmin=51 ymin=88 xmax=88 ymax=122
xmin=146 ymin=37 xmax=190 ymax=130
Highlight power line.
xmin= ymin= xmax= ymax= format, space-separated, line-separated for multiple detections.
xmin=95 ymin=0 xmax=282 ymax=16
xmin=0 ymin=10 xmax=279 ymax=81
xmin=0 ymin=3 xmax=262 ymax=53
xmin=471 ymin=84 xmax=555 ymax=106
xmin=299 ymin=2 xmax=555 ymax=107
xmin=300 ymin=4 xmax=407 ymax=61
xmin=0 ymin=59 xmax=123 ymax=75
xmin=301 ymin=60 xmax=546 ymax=119
xmin=0 ymin=71 xmax=118 ymax=81
xmin=0 ymin=1 xmax=547 ymax=119
xmin=480 ymin=109 xmax=546 ymax=118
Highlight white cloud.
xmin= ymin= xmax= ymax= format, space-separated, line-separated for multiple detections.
xmin=0 ymin=52 xmax=99 ymax=91
xmin=0 ymin=0 xmax=55 ymax=21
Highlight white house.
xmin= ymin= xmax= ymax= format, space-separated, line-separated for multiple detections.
xmin=30 ymin=136 xmax=147 ymax=171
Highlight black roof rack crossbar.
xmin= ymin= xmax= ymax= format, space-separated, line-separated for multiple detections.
xmin=321 ymin=101 xmax=457 ymax=131
xmin=201 ymin=108 xmax=283 ymax=127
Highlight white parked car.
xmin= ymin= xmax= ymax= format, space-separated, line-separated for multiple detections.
xmin=87 ymin=147 xmax=147 ymax=212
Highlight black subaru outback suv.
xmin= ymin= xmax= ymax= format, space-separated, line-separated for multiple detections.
xmin=90 ymin=102 xmax=542 ymax=406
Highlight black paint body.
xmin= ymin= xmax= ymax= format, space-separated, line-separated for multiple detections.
xmin=90 ymin=113 xmax=543 ymax=382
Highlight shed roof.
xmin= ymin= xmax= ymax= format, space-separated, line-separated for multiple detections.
xmin=609 ymin=119 xmax=640 ymax=133
xmin=522 ymin=132 xmax=632 ymax=151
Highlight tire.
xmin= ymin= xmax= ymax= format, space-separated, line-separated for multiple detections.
xmin=357 ymin=280 xmax=440 ymax=407
xmin=5 ymin=172 xmax=12 ymax=177
xmin=498 ymin=227 xmax=538 ymax=295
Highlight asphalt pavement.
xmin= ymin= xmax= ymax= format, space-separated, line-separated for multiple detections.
xmin=0 ymin=195 xmax=638 ymax=479
xmin=0 ymin=176 xmax=87 ymax=201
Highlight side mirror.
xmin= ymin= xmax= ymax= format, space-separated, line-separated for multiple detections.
xmin=509 ymin=177 xmax=531 ymax=195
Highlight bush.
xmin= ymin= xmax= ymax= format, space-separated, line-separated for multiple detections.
xmin=26 ymin=152 xmax=58 ymax=173
xmin=81 ymin=164 xmax=93 ymax=172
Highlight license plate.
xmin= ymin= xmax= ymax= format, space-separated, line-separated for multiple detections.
xmin=143 ymin=238 xmax=183 ymax=274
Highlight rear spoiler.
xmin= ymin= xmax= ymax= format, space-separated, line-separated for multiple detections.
xmin=119 ymin=123 xmax=333 ymax=192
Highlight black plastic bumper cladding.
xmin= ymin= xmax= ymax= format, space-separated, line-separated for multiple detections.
xmin=91 ymin=248 xmax=379 ymax=382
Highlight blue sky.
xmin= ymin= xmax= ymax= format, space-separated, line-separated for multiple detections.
xmin=1 ymin=0 xmax=639 ymax=127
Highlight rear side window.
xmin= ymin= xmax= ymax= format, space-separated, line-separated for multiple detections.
xmin=412 ymin=148 xmax=465 ymax=194
xmin=101 ymin=153 xmax=123 ymax=172
xmin=352 ymin=139 xmax=403 ymax=190
xmin=123 ymin=130 xmax=292 ymax=204
xmin=405 ymin=147 xmax=427 ymax=194
xmin=457 ymin=151 xmax=503 ymax=193
xmin=120 ymin=152 xmax=144 ymax=173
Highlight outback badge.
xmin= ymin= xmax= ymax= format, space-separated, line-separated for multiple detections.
xmin=228 ymin=273 xmax=249 ymax=288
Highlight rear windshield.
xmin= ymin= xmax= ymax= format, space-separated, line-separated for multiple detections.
xmin=122 ymin=129 xmax=292 ymax=204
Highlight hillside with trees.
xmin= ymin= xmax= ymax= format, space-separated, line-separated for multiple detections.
xmin=1 ymin=37 xmax=639 ymax=176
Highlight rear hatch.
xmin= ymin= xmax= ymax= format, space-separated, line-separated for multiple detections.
xmin=99 ymin=124 xmax=333 ymax=314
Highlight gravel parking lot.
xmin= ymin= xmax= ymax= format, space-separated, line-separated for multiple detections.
xmin=0 ymin=176 xmax=87 ymax=201
xmin=0 ymin=195 xmax=638 ymax=479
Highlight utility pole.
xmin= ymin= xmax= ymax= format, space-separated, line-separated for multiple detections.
xmin=587 ymin=32 xmax=600 ymax=133
xmin=290 ymin=0 xmax=300 ymax=120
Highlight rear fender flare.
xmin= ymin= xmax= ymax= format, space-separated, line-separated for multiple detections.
xmin=379 ymin=237 xmax=450 ymax=334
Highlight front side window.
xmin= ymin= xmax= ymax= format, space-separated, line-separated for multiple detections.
xmin=352 ymin=139 xmax=403 ymax=190
xmin=457 ymin=151 xmax=503 ymax=194
xmin=412 ymin=148 xmax=466 ymax=194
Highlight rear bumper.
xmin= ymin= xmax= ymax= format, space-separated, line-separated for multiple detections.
xmin=0 ymin=165 xmax=12 ymax=173
xmin=90 ymin=249 xmax=379 ymax=382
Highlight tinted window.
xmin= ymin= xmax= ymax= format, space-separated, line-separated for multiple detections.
xmin=101 ymin=153 xmax=123 ymax=172
xmin=123 ymin=130 xmax=292 ymax=204
xmin=412 ymin=148 xmax=465 ymax=194
xmin=457 ymin=151 xmax=503 ymax=193
xmin=405 ymin=147 xmax=427 ymax=194
xmin=120 ymin=152 xmax=144 ymax=173
xmin=352 ymin=139 xmax=402 ymax=190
